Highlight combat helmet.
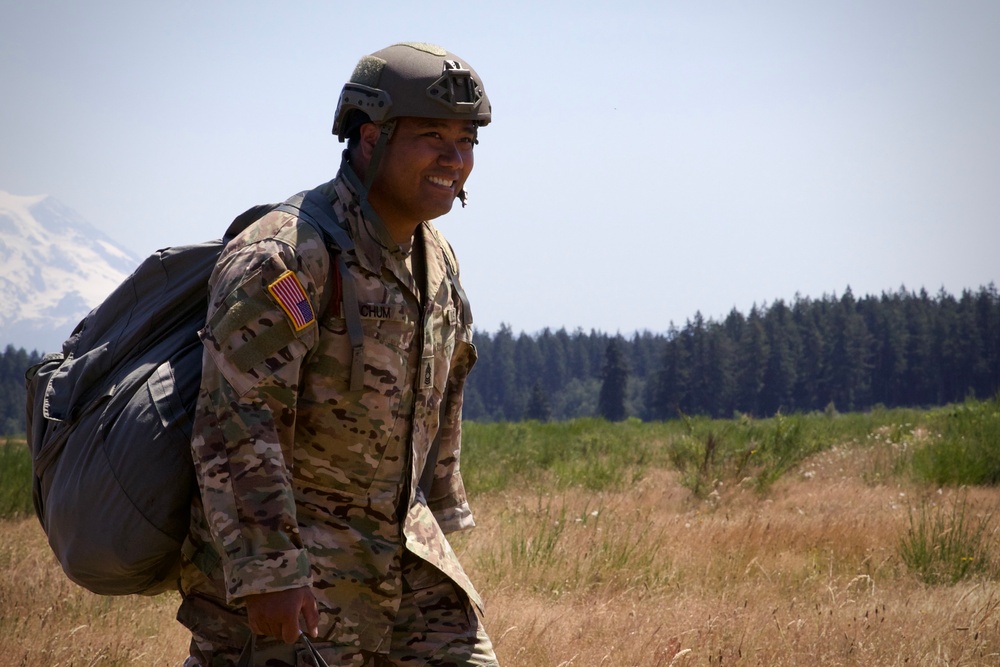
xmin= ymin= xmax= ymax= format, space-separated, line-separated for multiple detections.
xmin=333 ymin=42 xmax=491 ymax=142
xmin=333 ymin=42 xmax=491 ymax=205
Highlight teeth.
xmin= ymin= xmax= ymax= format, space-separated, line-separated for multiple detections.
xmin=428 ymin=176 xmax=454 ymax=187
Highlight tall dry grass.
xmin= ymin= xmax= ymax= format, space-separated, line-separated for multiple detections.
xmin=3 ymin=432 xmax=1000 ymax=665
xmin=0 ymin=518 xmax=189 ymax=665
xmin=459 ymin=445 xmax=1000 ymax=666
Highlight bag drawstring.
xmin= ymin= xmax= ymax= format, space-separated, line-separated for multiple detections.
xmin=237 ymin=633 xmax=331 ymax=667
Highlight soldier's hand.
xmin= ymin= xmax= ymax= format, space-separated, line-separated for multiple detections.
xmin=245 ymin=587 xmax=320 ymax=644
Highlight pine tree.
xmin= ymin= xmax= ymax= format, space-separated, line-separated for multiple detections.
xmin=866 ymin=289 xmax=909 ymax=407
xmin=1 ymin=345 xmax=42 ymax=435
xmin=975 ymin=284 xmax=1000 ymax=397
xmin=902 ymin=289 xmax=937 ymax=405
xmin=792 ymin=295 xmax=825 ymax=411
xmin=492 ymin=325 xmax=521 ymax=419
xmin=514 ymin=332 xmax=544 ymax=415
xmin=704 ymin=325 xmax=737 ymax=417
xmin=760 ymin=299 xmax=800 ymax=415
xmin=598 ymin=336 xmax=629 ymax=421
xmin=735 ymin=306 xmax=769 ymax=416
xmin=684 ymin=312 xmax=714 ymax=415
xmin=525 ymin=380 xmax=553 ymax=422
xmin=537 ymin=328 xmax=568 ymax=394
xmin=648 ymin=324 xmax=688 ymax=420
xmin=567 ymin=328 xmax=593 ymax=381
xmin=825 ymin=288 xmax=873 ymax=411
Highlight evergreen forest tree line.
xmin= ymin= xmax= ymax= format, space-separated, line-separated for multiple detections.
xmin=1 ymin=285 xmax=998 ymax=434
xmin=0 ymin=346 xmax=44 ymax=436
xmin=464 ymin=285 xmax=1000 ymax=422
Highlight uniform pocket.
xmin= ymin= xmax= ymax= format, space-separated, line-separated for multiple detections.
xmin=296 ymin=305 xmax=414 ymax=493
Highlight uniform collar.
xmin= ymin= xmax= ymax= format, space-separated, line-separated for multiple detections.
xmin=312 ymin=157 xmax=394 ymax=277
xmin=314 ymin=157 xmax=449 ymax=306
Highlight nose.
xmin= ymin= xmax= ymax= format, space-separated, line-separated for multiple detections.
xmin=437 ymin=141 xmax=464 ymax=169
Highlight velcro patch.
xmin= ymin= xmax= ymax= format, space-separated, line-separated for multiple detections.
xmin=267 ymin=271 xmax=315 ymax=331
xmin=359 ymin=302 xmax=394 ymax=320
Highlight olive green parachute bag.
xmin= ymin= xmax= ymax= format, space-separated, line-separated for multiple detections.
xmin=24 ymin=191 xmax=358 ymax=595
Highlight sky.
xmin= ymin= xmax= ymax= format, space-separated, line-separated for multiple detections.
xmin=2 ymin=1 xmax=998 ymax=337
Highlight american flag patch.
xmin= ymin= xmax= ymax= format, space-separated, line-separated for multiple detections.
xmin=267 ymin=271 xmax=315 ymax=331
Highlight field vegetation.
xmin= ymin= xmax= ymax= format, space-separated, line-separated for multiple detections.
xmin=2 ymin=395 xmax=999 ymax=665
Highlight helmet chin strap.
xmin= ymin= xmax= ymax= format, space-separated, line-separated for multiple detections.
xmin=345 ymin=118 xmax=469 ymax=245
xmin=341 ymin=123 xmax=401 ymax=250
xmin=363 ymin=119 xmax=470 ymax=209
xmin=363 ymin=120 xmax=395 ymax=192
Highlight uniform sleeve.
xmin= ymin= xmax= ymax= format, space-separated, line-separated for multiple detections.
xmin=426 ymin=317 xmax=479 ymax=534
xmin=191 ymin=231 xmax=328 ymax=602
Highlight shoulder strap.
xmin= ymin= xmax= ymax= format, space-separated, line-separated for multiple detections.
xmin=444 ymin=255 xmax=473 ymax=327
xmin=224 ymin=203 xmax=279 ymax=242
xmin=435 ymin=231 xmax=474 ymax=327
xmin=275 ymin=191 xmax=365 ymax=392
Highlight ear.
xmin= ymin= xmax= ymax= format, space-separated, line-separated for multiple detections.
xmin=358 ymin=123 xmax=380 ymax=163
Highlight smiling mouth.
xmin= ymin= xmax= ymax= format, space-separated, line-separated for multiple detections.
xmin=427 ymin=176 xmax=455 ymax=189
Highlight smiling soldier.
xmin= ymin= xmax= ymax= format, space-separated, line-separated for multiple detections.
xmin=176 ymin=42 xmax=499 ymax=667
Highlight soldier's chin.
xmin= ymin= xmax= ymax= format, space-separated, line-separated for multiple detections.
xmin=425 ymin=200 xmax=457 ymax=221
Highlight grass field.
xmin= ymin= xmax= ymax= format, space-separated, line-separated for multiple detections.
xmin=2 ymin=397 xmax=999 ymax=665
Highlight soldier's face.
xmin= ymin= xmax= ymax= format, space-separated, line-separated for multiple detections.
xmin=367 ymin=117 xmax=477 ymax=230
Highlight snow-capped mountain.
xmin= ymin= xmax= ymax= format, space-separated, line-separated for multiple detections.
xmin=0 ymin=190 xmax=142 ymax=353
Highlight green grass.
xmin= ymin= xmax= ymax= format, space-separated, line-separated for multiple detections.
xmin=681 ymin=409 xmax=925 ymax=495
xmin=912 ymin=393 xmax=1000 ymax=486
xmin=0 ymin=438 xmax=33 ymax=519
xmin=461 ymin=418 xmax=677 ymax=493
xmin=898 ymin=492 xmax=996 ymax=584
xmin=5 ymin=397 xmax=1000 ymax=522
xmin=461 ymin=401 xmax=1000 ymax=498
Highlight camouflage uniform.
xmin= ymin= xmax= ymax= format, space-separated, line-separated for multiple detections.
xmin=177 ymin=161 xmax=497 ymax=666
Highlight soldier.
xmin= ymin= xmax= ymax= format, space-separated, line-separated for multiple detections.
xmin=177 ymin=43 xmax=499 ymax=667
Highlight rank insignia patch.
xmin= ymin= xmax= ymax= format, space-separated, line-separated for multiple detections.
xmin=268 ymin=270 xmax=315 ymax=331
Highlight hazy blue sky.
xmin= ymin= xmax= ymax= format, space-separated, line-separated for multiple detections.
xmin=2 ymin=1 xmax=998 ymax=336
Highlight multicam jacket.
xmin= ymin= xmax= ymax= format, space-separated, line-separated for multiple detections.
xmin=177 ymin=163 xmax=480 ymax=653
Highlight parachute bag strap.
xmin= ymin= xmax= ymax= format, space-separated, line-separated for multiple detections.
xmin=325 ymin=251 xmax=343 ymax=318
xmin=298 ymin=191 xmax=364 ymax=391
xmin=237 ymin=633 xmax=254 ymax=667
xmin=337 ymin=252 xmax=365 ymax=392
xmin=225 ymin=203 xmax=279 ymax=242
xmin=299 ymin=190 xmax=356 ymax=255
xmin=280 ymin=191 xmax=364 ymax=391
xmin=443 ymin=251 xmax=473 ymax=326
xmin=273 ymin=192 xmax=308 ymax=226
xmin=279 ymin=193 xmax=341 ymax=319
xmin=311 ymin=240 xmax=364 ymax=392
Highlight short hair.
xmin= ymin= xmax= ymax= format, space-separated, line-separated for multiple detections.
xmin=343 ymin=110 xmax=370 ymax=145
